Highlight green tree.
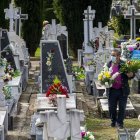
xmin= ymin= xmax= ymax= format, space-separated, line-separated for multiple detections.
xmin=0 ymin=0 xmax=10 ymax=29
xmin=15 ymin=0 xmax=43 ymax=56
xmin=53 ymin=0 xmax=112 ymax=57
xmin=43 ymin=0 xmax=58 ymax=23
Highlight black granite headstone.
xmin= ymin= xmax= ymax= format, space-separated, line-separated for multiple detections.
xmin=1 ymin=29 xmax=16 ymax=70
xmin=57 ymin=34 xmax=68 ymax=59
xmin=41 ymin=40 xmax=70 ymax=93
xmin=1 ymin=29 xmax=10 ymax=50
xmin=65 ymin=58 xmax=72 ymax=75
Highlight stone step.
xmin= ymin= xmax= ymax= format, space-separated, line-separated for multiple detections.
xmin=6 ymin=132 xmax=31 ymax=140
xmin=30 ymin=57 xmax=40 ymax=61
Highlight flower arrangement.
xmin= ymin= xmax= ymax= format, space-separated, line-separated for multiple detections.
xmin=87 ymin=60 xmax=96 ymax=66
xmin=98 ymin=63 xmax=120 ymax=88
xmin=72 ymin=66 xmax=85 ymax=80
xmin=120 ymin=60 xmax=140 ymax=73
xmin=4 ymin=64 xmax=14 ymax=76
xmin=2 ymin=86 xmax=12 ymax=99
xmin=46 ymin=76 xmax=69 ymax=106
xmin=81 ymin=127 xmax=95 ymax=140
xmin=3 ymin=73 xmax=12 ymax=83
xmin=81 ymin=131 xmax=95 ymax=140
xmin=121 ymin=39 xmax=140 ymax=60
xmin=46 ymin=49 xmax=55 ymax=71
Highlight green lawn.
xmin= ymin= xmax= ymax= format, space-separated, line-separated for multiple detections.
xmin=86 ymin=117 xmax=140 ymax=140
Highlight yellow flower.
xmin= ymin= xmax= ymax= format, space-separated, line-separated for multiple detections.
xmin=104 ymin=71 xmax=111 ymax=78
xmin=98 ymin=74 xmax=103 ymax=81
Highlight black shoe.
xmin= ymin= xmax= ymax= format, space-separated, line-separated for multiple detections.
xmin=111 ymin=122 xmax=116 ymax=127
xmin=117 ymin=124 xmax=124 ymax=129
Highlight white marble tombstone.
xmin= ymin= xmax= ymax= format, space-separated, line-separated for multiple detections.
xmin=4 ymin=3 xmax=22 ymax=33
xmin=39 ymin=95 xmax=84 ymax=140
xmin=135 ymin=115 xmax=140 ymax=140
xmin=83 ymin=6 xmax=96 ymax=54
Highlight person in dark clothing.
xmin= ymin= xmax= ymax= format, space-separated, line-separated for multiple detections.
xmin=107 ymin=49 xmax=134 ymax=129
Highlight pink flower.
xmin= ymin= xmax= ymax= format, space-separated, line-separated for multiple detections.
xmin=128 ymin=47 xmax=134 ymax=51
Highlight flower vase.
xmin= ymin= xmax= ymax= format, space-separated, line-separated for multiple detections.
xmin=52 ymin=98 xmax=57 ymax=107
xmin=103 ymin=86 xmax=111 ymax=97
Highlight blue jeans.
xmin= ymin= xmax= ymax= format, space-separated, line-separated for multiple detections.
xmin=108 ymin=88 xmax=128 ymax=125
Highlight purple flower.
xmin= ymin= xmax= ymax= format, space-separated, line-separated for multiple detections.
xmin=81 ymin=132 xmax=86 ymax=137
xmin=128 ymin=47 xmax=134 ymax=52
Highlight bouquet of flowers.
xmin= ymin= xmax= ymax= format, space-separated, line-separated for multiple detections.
xmin=81 ymin=126 xmax=95 ymax=140
xmin=120 ymin=60 xmax=140 ymax=73
xmin=46 ymin=76 xmax=69 ymax=106
xmin=72 ymin=66 xmax=85 ymax=80
xmin=2 ymin=86 xmax=12 ymax=99
xmin=4 ymin=64 xmax=14 ymax=76
xmin=98 ymin=63 xmax=120 ymax=88
xmin=3 ymin=73 xmax=12 ymax=83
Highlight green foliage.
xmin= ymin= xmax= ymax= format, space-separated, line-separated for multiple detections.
xmin=72 ymin=66 xmax=85 ymax=80
xmin=0 ymin=0 xmax=10 ymax=29
xmin=52 ymin=0 xmax=112 ymax=57
xmin=43 ymin=0 xmax=58 ymax=22
xmin=15 ymin=0 xmax=43 ymax=56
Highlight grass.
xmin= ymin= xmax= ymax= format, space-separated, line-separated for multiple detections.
xmin=86 ymin=117 xmax=140 ymax=140
xmin=35 ymin=47 xmax=40 ymax=57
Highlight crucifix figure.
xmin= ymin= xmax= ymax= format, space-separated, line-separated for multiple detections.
xmin=124 ymin=7 xmax=140 ymax=39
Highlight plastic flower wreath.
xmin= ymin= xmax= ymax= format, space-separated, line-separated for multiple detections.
xmin=46 ymin=76 xmax=69 ymax=98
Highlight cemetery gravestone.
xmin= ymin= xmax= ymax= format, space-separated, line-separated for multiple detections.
xmin=57 ymin=34 xmax=68 ymax=59
xmin=83 ymin=6 xmax=96 ymax=53
xmin=1 ymin=30 xmax=16 ymax=70
xmin=41 ymin=40 xmax=70 ymax=93
xmin=65 ymin=58 xmax=73 ymax=75
xmin=124 ymin=7 xmax=140 ymax=39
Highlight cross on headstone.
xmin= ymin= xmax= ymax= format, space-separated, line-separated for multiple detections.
xmin=83 ymin=6 xmax=96 ymax=53
xmin=39 ymin=95 xmax=84 ymax=140
xmin=15 ymin=7 xmax=28 ymax=37
xmin=4 ymin=3 xmax=19 ymax=32
xmin=124 ymin=7 xmax=140 ymax=39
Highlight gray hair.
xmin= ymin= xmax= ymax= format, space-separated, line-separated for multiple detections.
xmin=112 ymin=49 xmax=121 ymax=56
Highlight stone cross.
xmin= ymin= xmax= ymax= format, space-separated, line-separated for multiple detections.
xmin=15 ymin=7 xmax=28 ymax=37
xmin=83 ymin=6 xmax=96 ymax=53
xmin=39 ymin=95 xmax=84 ymax=140
xmin=44 ymin=19 xmax=67 ymax=40
xmin=124 ymin=7 xmax=140 ymax=39
xmin=4 ymin=3 xmax=19 ymax=32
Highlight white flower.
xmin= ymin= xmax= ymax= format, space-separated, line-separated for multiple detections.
xmin=46 ymin=61 xmax=51 ymax=66
xmin=89 ymin=135 xmax=95 ymax=140
xmin=111 ymin=72 xmax=120 ymax=80
xmin=48 ymin=53 xmax=52 ymax=57
xmin=105 ymin=82 xmax=109 ymax=87
xmin=47 ymin=57 xmax=51 ymax=61
xmin=109 ymin=67 xmax=113 ymax=73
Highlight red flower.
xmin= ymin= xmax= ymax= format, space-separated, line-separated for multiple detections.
xmin=45 ymin=83 xmax=69 ymax=98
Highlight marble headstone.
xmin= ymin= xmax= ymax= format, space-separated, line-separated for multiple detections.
xmin=41 ymin=40 xmax=70 ymax=93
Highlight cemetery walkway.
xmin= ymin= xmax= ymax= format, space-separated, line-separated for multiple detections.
xmin=6 ymin=58 xmax=40 ymax=140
